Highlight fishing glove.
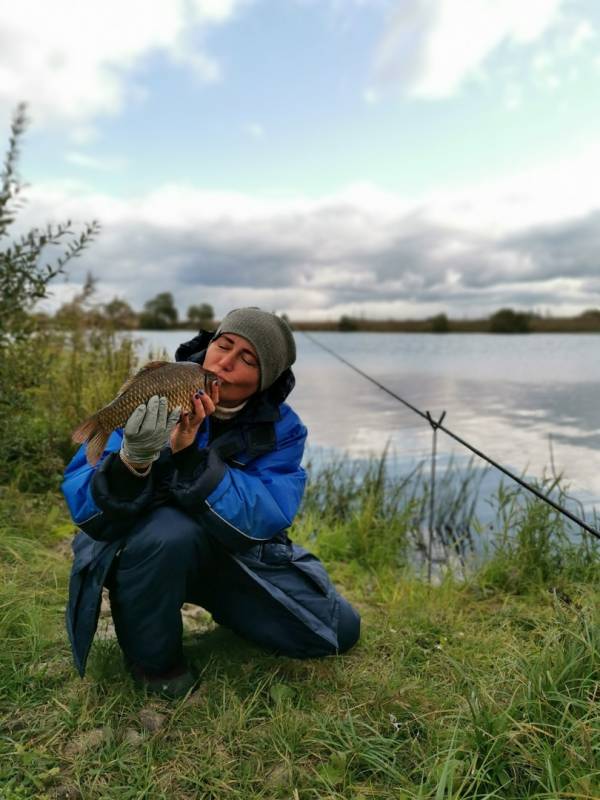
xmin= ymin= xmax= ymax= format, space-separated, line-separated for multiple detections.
xmin=121 ymin=395 xmax=181 ymax=465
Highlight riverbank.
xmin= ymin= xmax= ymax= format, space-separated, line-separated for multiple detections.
xmin=1 ymin=476 xmax=599 ymax=799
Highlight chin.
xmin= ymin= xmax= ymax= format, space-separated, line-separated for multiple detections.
xmin=219 ymin=391 xmax=239 ymax=406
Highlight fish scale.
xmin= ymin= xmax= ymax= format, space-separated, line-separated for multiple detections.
xmin=72 ymin=360 xmax=219 ymax=465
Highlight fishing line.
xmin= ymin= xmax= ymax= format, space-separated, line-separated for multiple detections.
xmin=299 ymin=330 xmax=600 ymax=543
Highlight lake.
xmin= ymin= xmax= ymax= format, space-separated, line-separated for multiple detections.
xmin=132 ymin=330 xmax=600 ymax=514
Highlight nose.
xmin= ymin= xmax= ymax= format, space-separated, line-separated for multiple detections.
xmin=217 ymin=350 xmax=236 ymax=370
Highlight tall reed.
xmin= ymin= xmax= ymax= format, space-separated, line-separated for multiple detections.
xmin=1 ymin=325 xmax=138 ymax=492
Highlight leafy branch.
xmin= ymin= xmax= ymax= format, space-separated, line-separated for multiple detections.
xmin=0 ymin=103 xmax=100 ymax=343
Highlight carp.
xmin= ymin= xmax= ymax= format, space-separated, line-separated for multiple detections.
xmin=72 ymin=360 xmax=219 ymax=466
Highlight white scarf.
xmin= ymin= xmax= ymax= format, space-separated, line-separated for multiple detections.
xmin=212 ymin=400 xmax=248 ymax=421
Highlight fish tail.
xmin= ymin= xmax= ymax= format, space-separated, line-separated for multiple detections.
xmin=85 ymin=431 xmax=111 ymax=466
xmin=72 ymin=415 xmax=98 ymax=444
xmin=72 ymin=416 xmax=110 ymax=466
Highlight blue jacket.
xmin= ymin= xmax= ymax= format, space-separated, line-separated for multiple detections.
xmin=62 ymin=396 xmax=307 ymax=549
xmin=61 ymin=332 xmax=343 ymax=674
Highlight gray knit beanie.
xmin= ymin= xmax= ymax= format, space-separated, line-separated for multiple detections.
xmin=213 ymin=307 xmax=296 ymax=391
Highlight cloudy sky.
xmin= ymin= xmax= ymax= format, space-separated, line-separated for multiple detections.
xmin=3 ymin=0 xmax=600 ymax=320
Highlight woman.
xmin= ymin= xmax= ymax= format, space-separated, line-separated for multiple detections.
xmin=62 ymin=308 xmax=360 ymax=697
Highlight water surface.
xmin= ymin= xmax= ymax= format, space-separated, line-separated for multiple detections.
xmin=134 ymin=330 xmax=600 ymax=512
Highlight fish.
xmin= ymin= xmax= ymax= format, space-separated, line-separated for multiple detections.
xmin=72 ymin=360 xmax=219 ymax=465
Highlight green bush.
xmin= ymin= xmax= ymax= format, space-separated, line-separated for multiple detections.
xmin=138 ymin=291 xmax=178 ymax=329
xmin=489 ymin=308 xmax=531 ymax=333
xmin=0 ymin=105 xmax=104 ymax=491
xmin=338 ymin=315 xmax=359 ymax=332
xmin=430 ymin=312 xmax=449 ymax=333
xmin=0 ymin=326 xmax=138 ymax=492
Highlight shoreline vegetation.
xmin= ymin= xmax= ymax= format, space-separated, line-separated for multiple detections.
xmin=35 ymin=301 xmax=600 ymax=334
xmin=292 ymin=308 xmax=600 ymax=333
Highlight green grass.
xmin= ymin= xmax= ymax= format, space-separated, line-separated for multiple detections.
xmin=1 ymin=326 xmax=598 ymax=798
xmin=1 ymin=475 xmax=599 ymax=799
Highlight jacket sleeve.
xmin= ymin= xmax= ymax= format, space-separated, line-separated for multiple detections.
xmin=61 ymin=430 xmax=156 ymax=542
xmin=170 ymin=406 xmax=307 ymax=552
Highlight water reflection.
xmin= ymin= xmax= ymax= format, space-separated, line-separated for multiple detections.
xmin=291 ymin=334 xmax=600 ymax=511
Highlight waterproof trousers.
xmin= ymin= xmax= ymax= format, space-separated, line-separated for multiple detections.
xmin=105 ymin=506 xmax=360 ymax=674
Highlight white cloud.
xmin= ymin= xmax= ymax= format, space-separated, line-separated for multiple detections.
xmin=426 ymin=139 xmax=600 ymax=232
xmin=528 ymin=16 xmax=595 ymax=95
xmin=0 ymin=0 xmax=247 ymax=127
xmin=65 ymin=151 xmax=128 ymax=171
xmin=373 ymin=0 xmax=564 ymax=97
xmin=193 ymin=0 xmax=241 ymax=22
xmin=567 ymin=19 xmax=594 ymax=51
xmin=18 ymin=140 xmax=600 ymax=320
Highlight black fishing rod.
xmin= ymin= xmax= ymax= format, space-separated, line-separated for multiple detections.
xmin=300 ymin=329 xmax=600 ymax=543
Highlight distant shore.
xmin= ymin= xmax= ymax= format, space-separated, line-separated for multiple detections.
xmin=288 ymin=315 xmax=600 ymax=333
xmin=142 ymin=313 xmax=600 ymax=334
xmin=37 ymin=307 xmax=600 ymax=334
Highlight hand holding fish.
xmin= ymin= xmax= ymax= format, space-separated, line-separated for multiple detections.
xmin=170 ymin=382 xmax=220 ymax=454
xmin=121 ymin=395 xmax=181 ymax=468
xmin=71 ymin=361 xmax=219 ymax=465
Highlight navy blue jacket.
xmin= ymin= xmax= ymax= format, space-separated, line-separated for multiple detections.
xmin=61 ymin=332 xmax=342 ymax=674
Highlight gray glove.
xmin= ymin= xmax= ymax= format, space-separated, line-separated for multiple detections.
xmin=121 ymin=395 xmax=181 ymax=464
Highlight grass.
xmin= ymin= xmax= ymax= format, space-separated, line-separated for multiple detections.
xmin=0 ymin=325 xmax=598 ymax=798
xmin=1 ymin=467 xmax=599 ymax=799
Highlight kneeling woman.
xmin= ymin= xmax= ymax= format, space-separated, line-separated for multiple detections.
xmin=62 ymin=308 xmax=360 ymax=697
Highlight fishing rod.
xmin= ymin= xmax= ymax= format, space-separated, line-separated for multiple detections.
xmin=299 ymin=329 xmax=600 ymax=543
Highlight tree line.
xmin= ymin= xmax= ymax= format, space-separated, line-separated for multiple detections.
xmin=294 ymin=308 xmax=600 ymax=334
xmin=35 ymin=297 xmax=600 ymax=334
xmin=36 ymin=284 xmax=217 ymax=331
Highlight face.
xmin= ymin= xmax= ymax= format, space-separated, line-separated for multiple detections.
xmin=203 ymin=333 xmax=260 ymax=406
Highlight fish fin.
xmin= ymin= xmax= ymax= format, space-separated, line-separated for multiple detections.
xmin=72 ymin=416 xmax=110 ymax=465
xmin=85 ymin=430 xmax=111 ymax=466
xmin=115 ymin=360 xmax=170 ymax=396
xmin=72 ymin=415 xmax=98 ymax=444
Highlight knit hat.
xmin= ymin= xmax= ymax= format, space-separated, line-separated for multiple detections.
xmin=213 ymin=308 xmax=296 ymax=391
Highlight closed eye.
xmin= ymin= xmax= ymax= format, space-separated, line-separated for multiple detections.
xmin=216 ymin=339 xmax=257 ymax=366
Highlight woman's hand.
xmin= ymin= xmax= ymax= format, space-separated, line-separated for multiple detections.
xmin=121 ymin=395 xmax=181 ymax=468
xmin=170 ymin=382 xmax=220 ymax=454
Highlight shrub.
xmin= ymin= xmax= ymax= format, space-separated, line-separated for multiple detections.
xmin=0 ymin=104 xmax=100 ymax=490
xmin=430 ymin=312 xmax=449 ymax=333
xmin=0 ymin=327 xmax=138 ymax=492
xmin=0 ymin=104 xmax=98 ymax=347
xmin=139 ymin=291 xmax=178 ymax=329
xmin=489 ymin=308 xmax=531 ymax=334
xmin=338 ymin=315 xmax=359 ymax=332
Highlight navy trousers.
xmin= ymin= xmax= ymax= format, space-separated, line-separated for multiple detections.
xmin=105 ymin=506 xmax=360 ymax=674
